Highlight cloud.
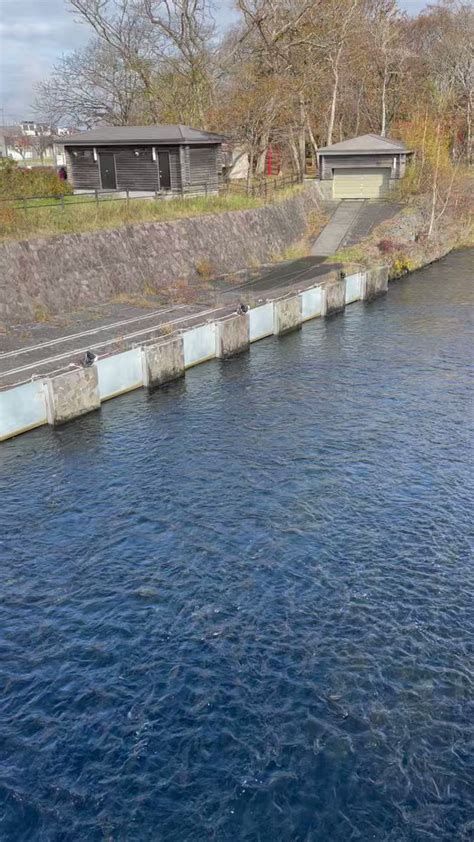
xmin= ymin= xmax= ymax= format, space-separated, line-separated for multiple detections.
xmin=0 ymin=0 xmax=89 ymax=121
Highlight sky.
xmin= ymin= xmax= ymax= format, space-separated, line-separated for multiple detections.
xmin=0 ymin=0 xmax=430 ymax=124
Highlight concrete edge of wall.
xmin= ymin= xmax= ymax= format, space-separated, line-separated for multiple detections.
xmin=0 ymin=265 xmax=389 ymax=442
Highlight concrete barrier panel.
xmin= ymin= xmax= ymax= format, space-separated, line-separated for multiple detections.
xmin=97 ymin=348 xmax=143 ymax=401
xmin=364 ymin=266 xmax=389 ymax=301
xmin=142 ymin=336 xmax=185 ymax=388
xmin=345 ymin=272 xmax=365 ymax=304
xmin=324 ymin=280 xmax=346 ymax=316
xmin=300 ymin=286 xmax=324 ymax=321
xmin=0 ymin=380 xmax=47 ymax=441
xmin=274 ymin=296 xmax=302 ymax=335
xmin=183 ymin=323 xmax=217 ymax=368
xmin=249 ymin=303 xmax=274 ymax=342
xmin=45 ymin=366 xmax=100 ymax=425
xmin=216 ymin=314 xmax=250 ymax=358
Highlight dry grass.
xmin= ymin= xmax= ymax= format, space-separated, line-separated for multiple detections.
xmin=111 ymin=293 xmax=157 ymax=309
xmin=33 ymin=305 xmax=53 ymax=323
xmin=0 ymin=188 xmax=303 ymax=241
xmin=195 ymin=258 xmax=215 ymax=280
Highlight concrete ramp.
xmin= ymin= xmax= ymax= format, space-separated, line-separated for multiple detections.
xmin=311 ymin=201 xmax=364 ymax=257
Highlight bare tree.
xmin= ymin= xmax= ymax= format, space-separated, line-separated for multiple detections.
xmin=142 ymin=0 xmax=217 ymax=125
xmin=36 ymin=40 xmax=147 ymax=127
xmin=365 ymin=0 xmax=410 ymax=137
xmin=415 ymin=0 xmax=474 ymax=164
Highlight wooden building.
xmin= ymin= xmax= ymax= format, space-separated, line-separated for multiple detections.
xmin=317 ymin=134 xmax=412 ymax=199
xmin=60 ymin=125 xmax=226 ymax=195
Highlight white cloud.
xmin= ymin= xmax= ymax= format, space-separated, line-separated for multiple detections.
xmin=0 ymin=0 xmax=89 ymax=120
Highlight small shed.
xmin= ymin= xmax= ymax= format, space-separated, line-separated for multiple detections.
xmin=60 ymin=124 xmax=226 ymax=195
xmin=317 ymin=134 xmax=412 ymax=199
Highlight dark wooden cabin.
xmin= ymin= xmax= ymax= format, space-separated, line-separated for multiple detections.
xmin=317 ymin=134 xmax=413 ymax=199
xmin=60 ymin=125 xmax=226 ymax=195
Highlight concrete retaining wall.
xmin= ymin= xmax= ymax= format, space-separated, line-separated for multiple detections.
xmin=249 ymin=303 xmax=274 ymax=342
xmin=0 ymin=186 xmax=321 ymax=324
xmin=97 ymin=348 xmax=143 ymax=401
xmin=345 ymin=272 xmax=365 ymax=304
xmin=0 ymin=380 xmax=47 ymax=441
xmin=0 ymin=262 xmax=395 ymax=442
xmin=142 ymin=336 xmax=185 ymax=388
xmin=216 ymin=314 xmax=250 ymax=358
xmin=324 ymin=280 xmax=346 ymax=316
xmin=183 ymin=323 xmax=217 ymax=368
xmin=301 ymin=285 xmax=324 ymax=321
xmin=45 ymin=366 xmax=100 ymax=425
xmin=364 ymin=266 xmax=389 ymax=301
xmin=274 ymin=296 xmax=302 ymax=335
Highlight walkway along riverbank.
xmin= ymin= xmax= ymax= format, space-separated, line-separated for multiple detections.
xmin=1 ymin=266 xmax=388 ymax=441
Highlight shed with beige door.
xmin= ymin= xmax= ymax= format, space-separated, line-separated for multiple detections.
xmin=317 ymin=134 xmax=412 ymax=200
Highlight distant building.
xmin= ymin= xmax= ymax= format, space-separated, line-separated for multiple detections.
xmin=317 ymin=134 xmax=413 ymax=199
xmin=59 ymin=124 xmax=226 ymax=195
xmin=0 ymin=130 xmax=55 ymax=162
xmin=20 ymin=121 xmax=53 ymax=137
xmin=0 ymin=121 xmax=75 ymax=166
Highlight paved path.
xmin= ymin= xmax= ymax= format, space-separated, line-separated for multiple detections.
xmin=341 ymin=201 xmax=402 ymax=248
xmin=311 ymin=200 xmax=402 ymax=257
xmin=311 ymin=201 xmax=364 ymax=256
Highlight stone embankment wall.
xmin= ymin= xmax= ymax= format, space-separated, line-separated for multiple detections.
xmin=0 ymin=186 xmax=320 ymax=324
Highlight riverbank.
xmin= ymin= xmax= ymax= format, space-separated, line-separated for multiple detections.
xmin=330 ymin=194 xmax=473 ymax=279
xmin=0 ymin=263 xmax=387 ymax=440
xmin=1 ymin=186 xmax=471 ymax=441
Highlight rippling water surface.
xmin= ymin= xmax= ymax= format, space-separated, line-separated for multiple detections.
xmin=1 ymin=250 xmax=473 ymax=841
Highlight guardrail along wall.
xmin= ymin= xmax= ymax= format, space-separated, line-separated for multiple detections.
xmin=0 ymin=268 xmax=390 ymax=443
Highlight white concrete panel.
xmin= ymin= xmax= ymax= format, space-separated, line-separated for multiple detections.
xmin=97 ymin=348 xmax=143 ymax=401
xmin=345 ymin=272 xmax=364 ymax=304
xmin=300 ymin=286 xmax=324 ymax=321
xmin=0 ymin=380 xmax=47 ymax=441
xmin=183 ymin=323 xmax=217 ymax=368
xmin=249 ymin=304 xmax=274 ymax=342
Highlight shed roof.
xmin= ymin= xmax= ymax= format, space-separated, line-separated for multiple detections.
xmin=318 ymin=134 xmax=410 ymax=154
xmin=61 ymin=124 xmax=226 ymax=146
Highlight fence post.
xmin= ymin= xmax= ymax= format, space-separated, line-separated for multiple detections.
xmin=126 ymin=189 xmax=130 ymax=209
xmin=95 ymin=189 xmax=99 ymax=209
xmin=22 ymin=198 xmax=27 ymax=215
xmin=205 ymin=182 xmax=208 ymax=198
xmin=60 ymin=194 xmax=65 ymax=212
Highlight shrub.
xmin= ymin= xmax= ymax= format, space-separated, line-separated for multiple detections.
xmin=377 ymin=238 xmax=397 ymax=254
xmin=390 ymin=255 xmax=417 ymax=278
xmin=195 ymin=258 xmax=214 ymax=280
xmin=0 ymin=204 xmax=19 ymax=233
xmin=0 ymin=160 xmax=73 ymax=199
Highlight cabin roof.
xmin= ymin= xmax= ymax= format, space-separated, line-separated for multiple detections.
xmin=318 ymin=133 xmax=411 ymax=155
xmin=61 ymin=124 xmax=226 ymax=146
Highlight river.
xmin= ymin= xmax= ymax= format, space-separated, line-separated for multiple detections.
xmin=1 ymin=250 xmax=472 ymax=841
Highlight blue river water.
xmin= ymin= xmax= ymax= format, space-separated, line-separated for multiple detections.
xmin=1 ymin=250 xmax=473 ymax=841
